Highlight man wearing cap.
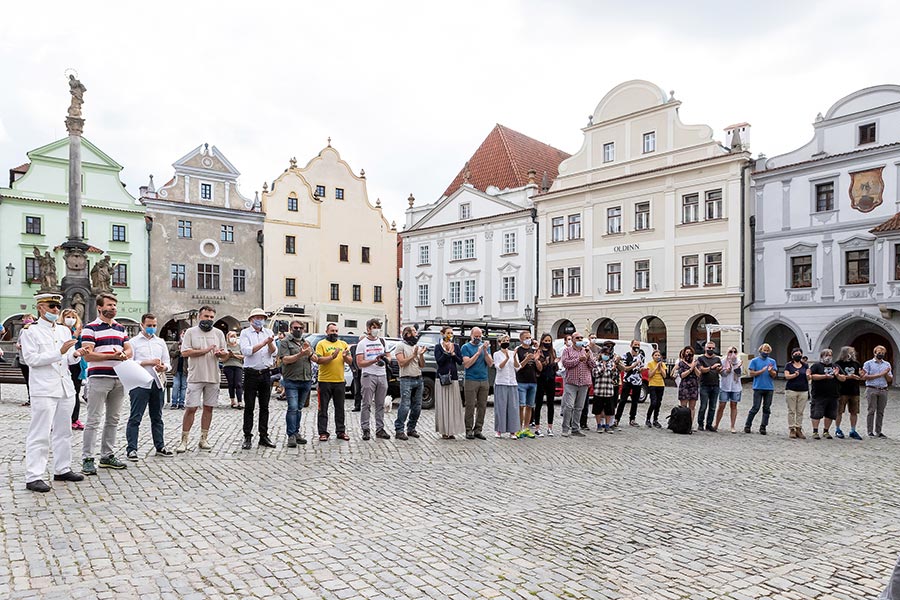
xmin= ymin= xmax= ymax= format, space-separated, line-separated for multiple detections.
xmin=240 ymin=308 xmax=277 ymax=449
xmin=20 ymin=293 xmax=86 ymax=492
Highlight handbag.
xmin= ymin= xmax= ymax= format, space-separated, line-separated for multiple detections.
xmin=439 ymin=371 xmax=452 ymax=386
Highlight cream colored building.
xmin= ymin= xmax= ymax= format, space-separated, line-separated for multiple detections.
xmin=261 ymin=142 xmax=398 ymax=334
xmin=534 ymin=80 xmax=751 ymax=357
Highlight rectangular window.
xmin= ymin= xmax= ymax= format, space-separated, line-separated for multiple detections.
xmin=551 ymin=269 xmax=564 ymax=296
xmin=315 ymin=185 xmax=326 ymax=198
xmin=607 ymin=263 xmax=621 ymax=293
xmin=177 ymin=220 xmax=192 ymax=238
xmin=220 ymin=225 xmax=234 ymax=243
xmin=464 ymin=279 xmax=477 ymax=303
xmin=705 ymin=252 xmax=722 ymax=285
xmin=287 ymin=196 xmax=298 ymax=211
xmin=335 ymin=188 xmax=344 ymax=200
xmin=846 ymin=250 xmax=870 ymax=285
xmin=464 ymin=238 xmax=475 ymax=259
xmin=551 ymin=217 xmax=565 ymax=242
xmin=418 ymin=245 xmax=430 ymax=265
xmin=791 ymin=255 xmax=812 ymax=288
xmin=895 ymin=245 xmax=900 ymax=281
xmin=568 ymin=214 xmax=582 ymax=240
xmin=635 ymin=202 xmax=650 ymax=230
xmin=449 ymin=281 xmax=461 ymax=304
xmin=285 ymin=235 xmax=296 ymax=254
xmin=81 ymin=221 xmax=87 ymax=239
xmin=25 ymin=257 xmax=40 ymax=282
xmin=326 ymin=313 xmax=339 ymax=323
xmin=603 ymin=142 xmax=615 ymax=163
xmin=197 ymin=264 xmax=220 ymax=290
xmin=330 ymin=283 xmax=340 ymax=301
xmin=233 ymin=268 xmax=246 ymax=293
xmin=682 ymin=193 xmax=699 ymax=223
xmin=25 ymin=216 xmax=42 ymax=235
xmin=815 ymin=182 xmax=834 ymax=212
xmin=460 ymin=203 xmax=471 ymax=220
xmin=567 ymin=267 xmax=581 ymax=296
xmin=171 ymin=264 xmax=186 ymax=289
xmin=501 ymin=276 xmax=517 ymax=301
xmin=417 ymin=283 xmax=430 ymax=306
xmin=503 ymin=231 xmax=517 ymax=254
xmin=113 ymin=264 xmax=128 ymax=287
xmin=285 ymin=278 xmax=296 ymax=297
xmin=859 ymin=123 xmax=876 ymax=145
xmin=452 ymin=239 xmax=463 ymax=261
xmin=635 ymin=260 xmax=650 ymax=291
xmin=682 ymin=255 xmax=699 ymax=287
xmin=339 ymin=244 xmax=349 ymax=262
xmin=643 ymin=131 xmax=656 ymax=153
xmin=374 ymin=285 xmax=383 ymax=303
xmin=705 ymin=190 xmax=723 ymax=220
xmin=607 ymin=207 xmax=622 ymax=234
xmin=344 ymin=319 xmax=357 ymax=329
xmin=200 ymin=183 xmax=212 ymax=200
xmin=352 ymin=284 xmax=361 ymax=301
xmin=111 ymin=224 xmax=127 ymax=242
xmin=361 ymin=246 xmax=370 ymax=263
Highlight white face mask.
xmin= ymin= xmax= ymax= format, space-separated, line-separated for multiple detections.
xmin=370 ymin=328 xmax=381 ymax=338
xmin=64 ymin=317 xmax=77 ymax=327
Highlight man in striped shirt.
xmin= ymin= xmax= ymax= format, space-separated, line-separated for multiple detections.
xmin=80 ymin=293 xmax=133 ymax=474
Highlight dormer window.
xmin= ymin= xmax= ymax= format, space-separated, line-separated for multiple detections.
xmin=459 ymin=203 xmax=471 ymax=220
xmin=642 ymin=132 xmax=656 ymax=153
xmin=858 ymin=123 xmax=876 ymax=145
xmin=200 ymin=183 xmax=212 ymax=200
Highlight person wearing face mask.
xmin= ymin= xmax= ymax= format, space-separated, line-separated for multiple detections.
xmin=514 ymin=331 xmax=539 ymax=438
xmin=20 ymin=293 xmax=86 ymax=492
xmin=676 ymin=346 xmax=700 ymax=425
xmin=60 ymin=309 xmax=86 ymax=430
xmin=355 ymin=318 xmax=393 ymax=441
xmin=79 ymin=293 xmax=133 ymax=474
xmin=862 ymin=345 xmax=893 ymax=438
xmin=807 ymin=348 xmax=845 ymax=439
xmin=176 ymin=305 xmax=229 ymax=453
xmin=15 ymin=313 xmax=36 ymax=406
xmin=169 ymin=329 xmax=188 ymax=409
xmin=493 ymin=335 xmax=520 ymax=439
xmin=277 ymin=320 xmax=312 ymax=447
xmin=125 ymin=313 xmax=173 ymax=460
xmin=461 ymin=327 xmax=494 ymax=440
xmin=782 ymin=347 xmax=809 ymax=439
xmin=532 ymin=333 xmax=558 ymax=436
xmin=744 ymin=343 xmax=778 ymax=435
xmin=560 ymin=332 xmax=595 ymax=437
xmin=834 ymin=346 xmax=863 ymax=440
xmin=696 ymin=342 xmax=722 ymax=432
xmin=222 ymin=331 xmax=244 ymax=409
xmin=592 ymin=341 xmax=622 ymax=433
xmin=312 ymin=322 xmax=353 ymax=441
xmin=645 ymin=349 xmax=667 ymax=429
xmin=239 ymin=309 xmax=278 ymax=449
xmin=614 ymin=340 xmax=646 ymax=428
xmin=434 ymin=326 xmax=465 ymax=439
xmin=714 ymin=347 xmax=742 ymax=434
xmin=393 ymin=326 xmax=426 ymax=440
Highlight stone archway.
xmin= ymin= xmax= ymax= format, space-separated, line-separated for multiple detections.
xmin=160 ymin=318 xmax=190 ymax=342
xmin=215 ymin=315 xmax=241 ymax=336
xmin=592 ymin=318 xmax=619 ymax=340
xmin=553 ymin=319 xmax=576 ymax=339
xmin=1 ymin=314 xmax=25 ymax=341
xmin=637 ymin=316 xmax=667 ymax=358
xmin=688 ymin=314 xmax=720 ymax=354
xmin=760 ymin=323 xmax=800 ymax=366
xmin=819 ymin=314 xmax=899 ymax=369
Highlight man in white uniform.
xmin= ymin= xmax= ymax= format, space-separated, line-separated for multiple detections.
xmin=20 ymin=293 xmax=86 ymax=492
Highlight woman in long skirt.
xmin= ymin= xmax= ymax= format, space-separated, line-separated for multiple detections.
xmin=493 ymin=335 xmax=519 ymax=438
xmin=434 ymin=326 xmax=465 ymax=439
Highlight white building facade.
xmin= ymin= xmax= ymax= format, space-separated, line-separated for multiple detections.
xmin=750 ymin=84 xmax=900 ymax=369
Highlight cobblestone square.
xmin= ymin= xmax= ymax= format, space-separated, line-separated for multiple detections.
xmin=0 ymin=382 xmax=897 ymax=599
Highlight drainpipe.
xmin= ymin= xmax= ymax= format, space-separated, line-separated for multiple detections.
xmin=257 ymin=229 xmax=265 ymax=307
xmin=530 ymin=207 xmax=539 ymax=333
xmin=145 ymin=217 xmax=153 ymax=313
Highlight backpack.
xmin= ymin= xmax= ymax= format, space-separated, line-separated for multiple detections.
xmin=667 ymin=406 xmax=692 ymax=434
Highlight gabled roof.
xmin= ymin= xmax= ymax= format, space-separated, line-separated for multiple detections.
xmin=870 ymin=212 xmax=900 ymax=234
xmin=441 ymin=124 xmax=570 ymax=198
xmin=11 ymin=162 xmax=29 ymax=174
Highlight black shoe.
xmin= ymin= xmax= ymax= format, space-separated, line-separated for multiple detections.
xmin=362 ymin=430 xmax=371 ymax=441
xmin=297 ymin=436 xmax=308 ymax=445
xmin=759 ymin=427 xmax=767 ymax=435
xmin=465 ymin=433 xmax=475 ymax=440
xmin=375 ymin=429 xmax=391 ymax=440
xmin=474 ymin=432 xmax=487 ymax=440
xmin=744 ymin=426 xmax=752 ymax=434
xmin=697 ymin=424 xmax=705 ymax=431
xmin=407 ymin=430 xmax=420 ymax=438
xmin=571 ymin=430 xmax=585 ymax=437
xmin=53 ymin=471 xmax=84 ymax=482
xmin=241 ymin=437 xmax=252 ymax=450
xmin=287 ymin=435 xmax=297 ymax=448
xmin=258 ymin=437 xmax=276 ymax=448
xmin=352 ymin=407 xmax=361 ymax=412
xmin=707 ymin=426 xmax=717 ymax=433
xmin=395 ymin=431 xmax=408 ymax=440
xmin=26 ymin=480 xmax=51 ymax=493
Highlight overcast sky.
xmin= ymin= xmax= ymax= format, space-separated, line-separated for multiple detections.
xmin=1 ymin=1 xmax=898 ymax=227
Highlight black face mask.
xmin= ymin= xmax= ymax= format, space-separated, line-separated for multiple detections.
xmin=705 ymin=349 xmax=714 ymax=356
xmin=542 ymin=342 xmax=551 ymax=348
xmin=685 ymin=354 xmax=693 ymax=361
xmin=500 ymin=342 xmax=510 ymax=349
xmin=792 ymin=354 xmax=802 ymax=361
xmin=632 ymin=347 xmax=640 ymax=353
xmin=876 ymin=353 xmax=886 ymax=360
xmin=326 ymin=333 xmax=338 ymax=343
xmin=291 ymin=330 xmax=303 ymax=339
xmin=404 ymin=335 xmax=418 ymax=345
xmin=198 ymin=320 xmax=213 ymax=332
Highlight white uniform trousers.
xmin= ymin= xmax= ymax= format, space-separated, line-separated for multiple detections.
xmin=25 ymin=394 xmax=76 ymax=483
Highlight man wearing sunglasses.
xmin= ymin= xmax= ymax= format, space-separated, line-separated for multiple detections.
xmin=20 ymin=293 xmax=86 ymax=492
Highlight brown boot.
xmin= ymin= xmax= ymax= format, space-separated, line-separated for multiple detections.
xmin=789 ymin=427 xmax=797 ymax=439
xmin=795 ymin=427 xmax=806 ymax=440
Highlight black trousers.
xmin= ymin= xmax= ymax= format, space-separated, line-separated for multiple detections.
xmin=69 ymin=363 xmax=82 ymax=422
xmin=615 ymin=381 xmax=642 ymax=422
xmin=223 ymin=365 xmax=243 ymax=402
xmin=243 ymin=369 xmax=271 ymax=438
xmin=646 ymin=386 xmax=664 ymax=422
xmin=317 ymin=381 xmax=347 ymax=435
xmin=533 ymin=378 xmax=555 ymax=426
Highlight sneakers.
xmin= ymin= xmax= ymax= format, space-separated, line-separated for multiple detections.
xmin=822 ymin=431 xmax=833 ymax=440
xmin=653 ymin=421 xmax=662 ymax=429
xmin=645 ymin=421 xmax=652 ymax=428
xmin=127 ymin=450 xmax=139 ymax=461
xmin=571 ymin=430 xmax=585 ymax=437
xmin=375 ymin=429 xmax=392 ymax=440
xmin=175 ymin=440 xmax=188 ymax=453
xmin=99 ymin=455 xmax=127 ymax=470
xmin=495 ymin=432 xmax=503 ymax=438
xmin=597 ymin=424 xmax=604 ymax=433
xmin=868 ymin=432 xmax=876 ymax=437
xmin=834 ymin=428 xmax=845 ymax=439
xmin=287 ymin=435 xmax=298 ymax=448
xmin=156 ymin=447 xmax=174 ymax=457
xmin=812 ymin=431 xmax=821 ymax=440
xmin=522 ymin=429 xmax=536 ymax=439
xmin=395 ymin=431 xmax=409 ymax=441
xmin=534 ymin=428 xmax=544 ymax=437
xmin=561 ymin=431 xmax=571 ymax=437
xmin=744 ymin=426 xmax=752 ymax=434
xmin=474 ymin=433 xmax=487 ymax=440
xmin=407 ymin=430 xmax=420 ymax=438
xmin=362 ymin=430 xmax=371 ymax=441
xmin=71 ymin=420 xmax=84 ymax=430
xmin=878 ymin=433 xmax=888 ymax=438
xmin=81 ymin=458 xmax=97 ymax=475
xmin=546 ymin=428 xmax=554 ymax=437
xmin=849 ymin=430 xmax=863 ymax=440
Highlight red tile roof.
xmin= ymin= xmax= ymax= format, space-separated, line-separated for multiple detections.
xmin=11 ymin=162 xmax=29 ymax=173
xmin=870 ymin=212 xmax=900 ymax=234
xmin=441 ymin=124 xmax=570 ymax=198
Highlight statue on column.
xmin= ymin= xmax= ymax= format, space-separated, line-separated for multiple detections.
xmin=90 ymin=255 xmax=113 ymax=293
xmin=33 ymin=247 xmax=58 ymax=292
xmin=67 ymin=74 xmax=86 ymax=119
xmin=71 ymin=292 xmax=86 ymax=323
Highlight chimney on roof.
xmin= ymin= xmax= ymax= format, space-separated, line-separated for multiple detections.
xmin=463 ymin=161 xmax=471 ymax=185
xmin=527 ymin=169 xmax=537 ymax=185
xmin=139 ymin=174 xmax=157 ymax=199
xmin=540 ymin=171 xmax=550 ymax=192
xmin=725 ymin=123 xmax=751 ymax=152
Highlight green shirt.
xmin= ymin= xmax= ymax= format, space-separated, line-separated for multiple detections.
xmin=278 ymin=337 xmax=313 ymax=381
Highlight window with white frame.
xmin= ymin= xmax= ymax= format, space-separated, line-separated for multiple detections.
xmin=460 ymin=203 xmax=471 ymax=220
xmin=464 ymin=279 xmax=476 ymax=303
xmin=551 ymin=217 xmax=564 ymax=242
xmin=705 ymin=252 xmax=722 ymax=285
xmin=501 ymin=276 xmax=517 ymax=301
xmin=418 ymin=244 xmax=430 ymax=265
xmin=567 ymin=267 xmax=581 ymax=296
xmin=200 ymin=182 xmax=213 ymax=201
xmin=451 ymin=240 xmax=463 ymax=260
xmin=705 ymin=190 xmax=723 ymax=220
xmin=607 ymin=207 xmax=622 ymax=234
xmin=503 ymin=231 xmax=517 ymax=254
xmin=417 ymin=283 xmax=430 ymax=306
xmin=643 ymin=131 xmax=656 ymax=153
xmin=551 ymin=269 xmax=564 ymax=296
xmin=682 ymin=193 xmax=699 ymax=223
xmin=607 ymin=263 xmax=621 ymax=293
xmin=449 ymin=281 xmax=461 ymax=304
xmin=603 ymin=142 xmax=615 ymax=163
xmin=464 ymin=238 xmax=475 ymax=259
xmin=220 ymin=225 xmax=234 ymax=243
xmin=682 ymin=255 xmax=699 ymax=287
xmin=635 ymin=202 xmax=650 ymax=230
xmin=635 ymin=260 xmax=650 ymax=291
xmin=568 ymin=214 xmax=582 ymax=239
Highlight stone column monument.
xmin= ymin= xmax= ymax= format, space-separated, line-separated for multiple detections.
xmin=60 ymin=74 xmax=97 ymax=323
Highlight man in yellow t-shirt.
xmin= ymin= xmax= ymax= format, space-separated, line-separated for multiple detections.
xmin=313 ymin=322 xmax=352 ymax=441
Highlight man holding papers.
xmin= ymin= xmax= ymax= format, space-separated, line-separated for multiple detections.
xmin=125 ymin=314 xmax=174 ymax=460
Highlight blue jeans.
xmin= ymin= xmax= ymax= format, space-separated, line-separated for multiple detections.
xmin=171 ymin=371 xmax=186 ymax=407
xmin=395 ymin=376 xmax=423 ymax=433
xmin=517 ymin=382 xmax=537 ymax=407
xmin=745 ymin=389 xmax=774 ymax=429
xmin=698 ymin=384 xmax=720 ymax=427
xmin=283 ymin=379 xmax=312 ymax=437
xmin=126 ymin=383 xmax=165 ymax=452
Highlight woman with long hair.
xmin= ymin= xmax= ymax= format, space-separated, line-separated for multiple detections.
xmin=677 ymin=346 xmax=700 ymax=427
xmin=532 ymin=333 xmax=557 ymax=436
xmin=433 ymin=326 xmax=465 ymax=439
xmin=60 ymin=308 xmax=86 ymax=429
xmin=493 ymin=335 xmax=519 ymax=438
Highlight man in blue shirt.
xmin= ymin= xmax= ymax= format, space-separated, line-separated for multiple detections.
xmin=461 ymin=327 xmax=494 ymax=440
xmin=744 ymin=343 xmax=777 ymax=435
xmin=862 ymin=344 xmax=893 ymax=438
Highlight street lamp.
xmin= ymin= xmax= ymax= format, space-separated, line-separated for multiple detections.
xmin=524 ymin=304 xmax=533 ymax=324
xmin=5 ymin=262 xmax=14 ymax=285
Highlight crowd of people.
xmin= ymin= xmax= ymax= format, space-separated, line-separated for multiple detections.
xmin=12 ymin=290 xmax=896 ymax=492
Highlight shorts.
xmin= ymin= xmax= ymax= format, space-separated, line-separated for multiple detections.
xmin=810 ymin=395 xmax=838 ymax=420
xmin=838 ymin=394 xmax=860 ymax=415
xmin=719 ymin=390 xmax=741 ymax=403
xmin=185 ymin=382 xmax=220 ymax=408
xmin=593 ymin=395 xmax=616 ymax=415
xmin=517 ymin=383 xmax=537 ymax=408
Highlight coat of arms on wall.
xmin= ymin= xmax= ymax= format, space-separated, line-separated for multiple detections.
xmin=849 ymin=167 xmax=885 ymax=213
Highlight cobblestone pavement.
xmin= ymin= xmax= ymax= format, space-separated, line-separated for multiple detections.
xmin=0 ymin=381 xmax=898 ymax=599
